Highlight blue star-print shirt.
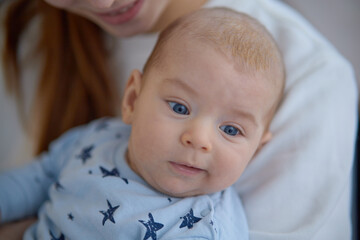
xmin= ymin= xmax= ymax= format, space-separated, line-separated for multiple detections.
xmin=0 ymin=118 xmax=248 ymax=240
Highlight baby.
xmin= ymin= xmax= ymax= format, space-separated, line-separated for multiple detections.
xmin=0 ymin=7 xmax=285 ymax=240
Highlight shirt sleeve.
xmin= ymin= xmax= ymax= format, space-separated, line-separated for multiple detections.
xmin=0 ymin=125 xmax=85 ymax=223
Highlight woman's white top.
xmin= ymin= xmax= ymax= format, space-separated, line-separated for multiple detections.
xmin=0 ymin=0 xmax=357 ymax=239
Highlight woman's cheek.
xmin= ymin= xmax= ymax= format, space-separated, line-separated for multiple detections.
xmin=43 ymin=0 xmax=74 ymax=9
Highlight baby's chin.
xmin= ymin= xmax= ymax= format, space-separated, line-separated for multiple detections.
xmin=153 ymin=184 xmax=215 ymax=198
xmin=163 ymin=190 xmax=206 ymax=198
xmin=144 ymin=170 xmax=226 ymax=198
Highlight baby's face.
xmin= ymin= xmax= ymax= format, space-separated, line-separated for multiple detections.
xmin=122 ymin=38 xmax=276 ymax=197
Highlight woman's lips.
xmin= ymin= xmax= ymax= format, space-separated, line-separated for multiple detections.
xmin=169 ymin=162 xmax=205 ymax=177
xmin=95 ymin=0 xmax=144 ymax=25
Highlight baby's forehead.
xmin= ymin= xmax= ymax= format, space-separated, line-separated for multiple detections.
xmin=163 ymin=34 xmax=280 ymax=88
xmin=146 ymin=8 xmax=285 ymax=108
xmin=160 ymin=11 xmax=282 ymax=74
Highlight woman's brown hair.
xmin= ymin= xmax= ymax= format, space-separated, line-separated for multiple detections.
xmin=2 ymin=0 xmax=119 ymax=154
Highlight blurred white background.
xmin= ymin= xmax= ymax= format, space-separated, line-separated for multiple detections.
xmin=281 ymin=0 xmax=360 ymax=96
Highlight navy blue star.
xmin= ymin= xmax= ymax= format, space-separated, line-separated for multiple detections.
xmin=68 ymin=213 xmax=74 ymax=221
xmin=122 ymin=177 xmax=129 ymax=184
xmin=99 ymin=199 xmax=120 ymax=225
xmin=49 ymin=230 xmax=65 ymax=240
xmin=100 ymin=166 xmax=119 ymax=177
xmin=88 ymin=170 xmax=93 ymax=174
xmin=167 ymin=198 xmax=172 ymax=203
xmin=76 ymin=145 xmax=94 ymax=164
xmin=139 ymin=213 xmax=164 ymax=240
xmin=54 ymin=181 xmax=64 ymax=191
xmin=99 ymin=166 xmax=128 ymax=184
xmin=179 ymin=209 xmax=202 ymax=229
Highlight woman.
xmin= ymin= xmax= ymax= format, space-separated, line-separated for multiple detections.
xmin=0 ymin=0 xmax=357 ymax=239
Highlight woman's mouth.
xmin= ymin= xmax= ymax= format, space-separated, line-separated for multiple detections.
xmin=95 ymin=0 xmax=144 ymax=25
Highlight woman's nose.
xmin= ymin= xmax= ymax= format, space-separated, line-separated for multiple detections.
xmin=180 ymin=123 xmax=212 ymax=152
xmin=88 ymin=0 xmax=117 ymax=8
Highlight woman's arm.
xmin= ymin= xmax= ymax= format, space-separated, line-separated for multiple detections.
xmin=0 ymin=217 xmax=36 ymax=240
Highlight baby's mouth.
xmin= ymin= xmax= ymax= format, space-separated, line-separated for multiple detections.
xmin=169 ymin=161 xmax=205 ymax=176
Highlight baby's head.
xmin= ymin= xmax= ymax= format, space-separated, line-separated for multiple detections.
xmin=122 ymin=8 xmax=285 ymax=197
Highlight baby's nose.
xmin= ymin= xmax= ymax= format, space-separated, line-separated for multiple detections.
xmin=181 ymin=131 xmax=212 ymax=152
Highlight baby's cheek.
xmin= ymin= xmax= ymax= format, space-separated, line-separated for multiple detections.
xmin=215 ymin=155 xmax=247 ymax=186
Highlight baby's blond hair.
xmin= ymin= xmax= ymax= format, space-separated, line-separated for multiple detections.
xmin=144 ymin=7 xmax=285 ymax=125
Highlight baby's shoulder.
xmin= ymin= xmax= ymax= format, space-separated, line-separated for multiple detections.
xmin=86 ymin=117 xmax=130 ymax=136
xmin=73 ymin=117 xmax=131 ymax=145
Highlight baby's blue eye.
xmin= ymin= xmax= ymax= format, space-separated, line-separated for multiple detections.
xmin=220 ymin=125 xmax=240 ymax=136
xmin=168 ymin=102 xmax=189 ymax=115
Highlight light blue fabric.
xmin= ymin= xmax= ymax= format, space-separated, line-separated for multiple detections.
xmin=0 ymin=118 xmax=248 ymax=240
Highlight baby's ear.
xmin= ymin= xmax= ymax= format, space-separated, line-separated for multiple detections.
xmin=260 ymin=131 xmax=272 ymax=146
xmin=255 ymin=131 xmax=272 ymax=154
xmin=121 ymin=69 xmax=142 ymax=124
xmin=249 ymin=131 xmax=272 ymax=161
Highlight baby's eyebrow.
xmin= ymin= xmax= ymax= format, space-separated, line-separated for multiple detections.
xmin=232 ymin=108 xmax=258 ymax=127
xmin=161 ymin=78 xmax=197 ymax=95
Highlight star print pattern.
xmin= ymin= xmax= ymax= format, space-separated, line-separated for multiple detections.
xmin=95 ymin=121 xmax=108 ymax=131
xmin=179 ymin=209 xmax=202 ymax=229
xmin=139 ymin=213 xmax=164 ymax=240
xmin=76 ymin=145 xmax=94 ymax=164
xmin=99 ymin=166 xmax=129 ymax=184
xmin=13 ymin=119 xmax=239 ymax=239
xmin=99 ymin=199 xmax=120 ymax=225
xmin=100 ymin=166 xmax=119 ymax=177
xmin=49 ymin=230 xmax=65 ymax=240
xmin=54 ymin=181 xmax=64 ymax=191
